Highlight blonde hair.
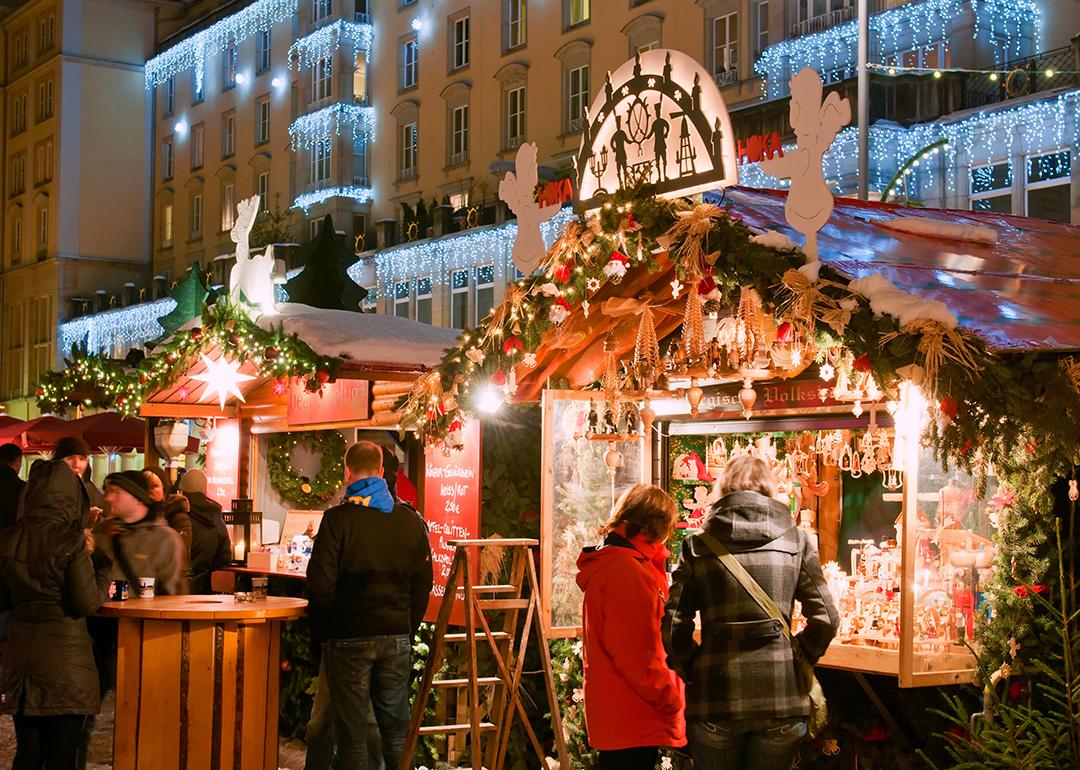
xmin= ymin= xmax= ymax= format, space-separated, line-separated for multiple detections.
xmin=599 ymin=483 xmax=678 ymax=542
xmin=719 ymin=455 xmax=776 ymax=498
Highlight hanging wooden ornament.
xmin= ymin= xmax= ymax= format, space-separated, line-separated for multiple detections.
xmin=601 ymin=332 xmax=620 ymax=401
xmin=634 ymin=306 xmax=661 ymax=388
xmin=682 ymin=285 xmax=707 ymax=367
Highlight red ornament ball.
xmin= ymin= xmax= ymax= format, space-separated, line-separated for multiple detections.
xmin=775 ymin=321 xmax=795 ymax=344
xmin=34 ymin=387 xmax=44 ymax=397
xmin=190 ymin=327 xmax=204 ymax=342
xmin=939 ymin=396 xmax=960 ymax=421
xmin=265 ymin=346 xmax=280 ymax=361
xmin=138 ymin=373 xmax=149 ymax=384
xmin=281 ymin=659 xmax=292 ymax=672
xmin=502 ymin=337 xmax=522 ymax=355
xmin=553 ymin=262 xmax=572 ymax=283
xmin=491 ymin=370 xmax=507 ymax=387
xmin=852 ymin=353 xmax=873 ymax=373
xmin=316 ymin=369 xmax=331 ymax=384
xmin=165 ymin=352 xmax=177 ymax=364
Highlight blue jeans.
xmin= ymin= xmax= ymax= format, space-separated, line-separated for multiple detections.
xmin=688 ymin=718 xmax=807 ymax=770
xmin=304 ymin=657 xmax=385 ymax=770
xmin=323 ymin=635 xmax=412 ymax=770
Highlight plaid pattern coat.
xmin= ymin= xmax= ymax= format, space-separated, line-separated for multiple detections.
xmin=663 ymin=491 xmax=839 ymax=722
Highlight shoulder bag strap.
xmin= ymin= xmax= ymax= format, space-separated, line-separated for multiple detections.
xmin=697 ymin=529 xmax=802 ymax=656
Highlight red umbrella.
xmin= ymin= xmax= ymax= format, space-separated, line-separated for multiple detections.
xmin=71 ymin=412 xmax=148 ymax=452
xmin=4 ymin=416 xmax=70 ymax=452
xmin=0 ymin=416 xmax=24 ymax=433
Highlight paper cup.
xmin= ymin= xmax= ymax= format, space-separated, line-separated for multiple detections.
xmin=137 ymin=577 xmax=156 ymax=599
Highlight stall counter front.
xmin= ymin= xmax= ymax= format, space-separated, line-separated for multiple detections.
xmin=100 ymin=595 xmax=307 ymax=770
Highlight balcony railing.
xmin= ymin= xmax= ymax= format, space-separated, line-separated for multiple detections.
xmin=448 ymin=151 xmax=469 ymax=166
xmin=565 ymin=117 xmax=586 ymax=134
xmin=505 ymin=135 xmax=525 ymax=151
xmin=791 ymin=7 xmax=853 ymax=38
xmin=355 ymin=11 xmax=371 ymax=23
xmin=352 ymin=175 xmax=369 ymax=186
xmin=714 ymin=69 xmax=739 ymax=88
xmin=962 ymin=47 xmax=1077 ymax=109
xmin=398 ymin=166 xmax=417 ymax=182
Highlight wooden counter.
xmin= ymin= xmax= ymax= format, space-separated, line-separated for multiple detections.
xmin=100 ymin=595 xmax=307 ymax=770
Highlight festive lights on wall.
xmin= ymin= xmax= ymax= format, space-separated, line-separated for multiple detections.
xmin=288 ymin=102 xmax=375 ymax=151
xmin=346 ymin=208 xmax=576 ymax=296
xmin=738 ymin=88 xmax=1079 ymax=199
xmin=755 ymin=0 xmax=1040 ymax=99
xmin=59 ymin=298 xmax=176 ymax=358
xmin=144 ymin=0 xmax=298 ymax=90
xmin=289 ymin=19 xmax=373 ymax=71
xmin=293 ymin=185 xmax=375 ymax=212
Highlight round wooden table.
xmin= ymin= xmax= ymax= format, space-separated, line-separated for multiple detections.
xmin=99 ymin=595 xmax=307 ymax=770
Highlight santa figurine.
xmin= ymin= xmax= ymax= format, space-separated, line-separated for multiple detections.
xmin=673 ymin=451 xmax=714 ymax=482
xmin=602 ymin=251 xmax=630 ymax=284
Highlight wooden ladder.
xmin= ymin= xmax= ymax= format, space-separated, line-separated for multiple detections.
xmin=398 ymin=538 xmax=569 ymax=770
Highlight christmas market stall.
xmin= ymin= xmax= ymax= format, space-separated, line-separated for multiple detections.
xmin=398 ymin=48 xmax=1080 ymax=709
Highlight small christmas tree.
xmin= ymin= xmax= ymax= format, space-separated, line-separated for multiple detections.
xmin=283 ymin=214 xmax=367 ymax=311
xmin=155 ymin=263 xmax=210 ymax=339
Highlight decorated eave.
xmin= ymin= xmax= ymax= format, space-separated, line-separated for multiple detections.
xmin=719 ymin=187 xmax=1080 ymax=352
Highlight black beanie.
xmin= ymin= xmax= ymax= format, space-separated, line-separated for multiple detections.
xmin=104 ymin=471 xmax=155 ymax=507
xmin=54 ymin=435 xmax=92 ymax=460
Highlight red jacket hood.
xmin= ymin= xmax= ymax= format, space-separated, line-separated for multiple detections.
xmin=576 ymin=529 xmax=669 ymax=593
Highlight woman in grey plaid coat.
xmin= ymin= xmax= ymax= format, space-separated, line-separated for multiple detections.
xmin=663 ymin=455 xmax=839 ymax=769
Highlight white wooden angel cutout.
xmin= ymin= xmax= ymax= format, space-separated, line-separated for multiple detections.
xmin=761 ymin=68 xmax=851 ymax=266
xmin=499 ymin=143 xmax=562 ymax=275
xmin=228 ymin=195 xmax=277 ymax=317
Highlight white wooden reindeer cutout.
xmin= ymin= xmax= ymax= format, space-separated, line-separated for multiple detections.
xmin=228 ymin=195 xmax=277 ymax=317
xmin=499 ymin=143 xmax=562 ymax=275
xmin=760 ymin=68 xmax=851 ymax=267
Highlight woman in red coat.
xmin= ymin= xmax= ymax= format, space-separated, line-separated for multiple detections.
xmin=576 ymin=483 xmax=686 ymax=769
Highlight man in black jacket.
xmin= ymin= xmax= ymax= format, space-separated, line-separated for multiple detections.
xmin=307 ymin=440 xmax=432 ymax=770
xmin=0 ymin=443 xmax=24 ymax=530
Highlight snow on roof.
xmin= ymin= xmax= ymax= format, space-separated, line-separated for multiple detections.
xmin=261 ymin=304 xmax=460 ymax=369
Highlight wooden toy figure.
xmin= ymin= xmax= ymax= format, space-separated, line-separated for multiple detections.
xmin=760 ymin=67 xmax=851 ymax=265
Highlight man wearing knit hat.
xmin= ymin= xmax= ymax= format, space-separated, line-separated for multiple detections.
xmin=93 ymin=471 xmax=187 ymax=596
xmin=177 ymin=469 xmax=231 ymax=594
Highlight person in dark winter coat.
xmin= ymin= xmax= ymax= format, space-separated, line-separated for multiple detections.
xmin=177 ymin=469 xmax=232 ymax=595
xmin=93 ymin=471 xmax=188 ymax=596
xmin=54 ymin=437 xmax=105 ymax=527
xmin=664 ymin=455 xmax=839 ymax=770
xmin=0 ymin=442 xmax=25 ymax=530
xmin=0 ymin=459 xmax=111 ymax=769
xmin=307 ymin=440 xmax=432 ymax=770
xmin=142 ymin=467 xmax=193 ymax=561
xmin=576 ymin=483 xmax=686 ymax=770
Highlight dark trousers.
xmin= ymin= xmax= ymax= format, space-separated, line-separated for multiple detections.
xmin=323 ymin=635 xmax=412 ymax=770
xmin=597 ymin=746 xmax=658 ymax=770
xmin=13 ymin=713 xmax=87 ymax=770
xmin=305 ymin=656 xmax=385 ymax=770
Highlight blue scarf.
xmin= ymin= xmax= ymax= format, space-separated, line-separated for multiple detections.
xmin=344 ymin=477 xmax=395 ymax=513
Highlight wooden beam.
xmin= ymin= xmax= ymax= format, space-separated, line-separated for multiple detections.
xmin=139 ymin=404 xmax=238 ymax=419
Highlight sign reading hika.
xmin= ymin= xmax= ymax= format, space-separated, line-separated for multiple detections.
xmin=575 ymin=49 xmax=738 ymax=209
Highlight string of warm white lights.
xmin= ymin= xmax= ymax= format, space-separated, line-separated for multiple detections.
xmin=868 ymin=63 xmax=1075 ymax=78
xmin=738 ymin=88 xmax=1079 ymax=197
xmin=288 ymin=102 xmax=376 ymax=151
xmin=346 ymin=209 xmax=576 ymax=296
xmin=293 ymin=185 xmax=375 ymax=212
xmin=755 ymin=0 xmax=1040 ymax=100
xmin=289 ymin=19 xmax=374 ymax=71
xmin=144 ymin=0 xmax=298 ymax=90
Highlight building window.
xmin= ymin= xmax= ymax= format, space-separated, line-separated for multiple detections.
xmin=885 ymin=41 xmax=951 ymax=72
xmin=10 ymin=153 xmax=26 ymax=196
xmin=12 ymin=93 xmax=27 ymax=135
xmin=191 ymin=193 xmax=203 ymax=237
xmin=755 ymin=2 xmax=769 ymax=55
xmin=416 ymin=276 xmax=433 ymax=324
xmin=450 ymin=268 xmax=469 ymax=328
xmin=162 ymin=203 xmax=173 ymax=247
xmin=451 ymin=15 xmax=470 ymax=71
xmin=192 ymin=124 xmax=205 ymax=169
xmin=34 ymin=141 xmax=52 ymax=184
xmin=506 ymin=85 xmax=526 ymax=149
xmin=222 ymin=111 xmax=236 ymax=158
xmin=12 ymin=218 xmax=22 ymax=259
xmin=257 ymin=171 xmax=270 ymax=211
xmin=38 ymin=207 xmax=48 ymax=248
xmin=257 ymin=30 xmax=272 ymax=73
xmin=1026 ymin=151 xmax=1071 ymax=223
xmin=401 ymin=37 xmax=419 ymax=89
xmin=38 ymin=14 xmax=55 ymax=53
xmin=14 ymin=32 xmax=27 ymax=69
xmin=506 ymin=0 xmax=526 ymax=50
xmin=223 ymin=45 xmax=239 ymax=90
xmin=165 ymin=77 xmax=176 ymax=115
xmin=313 ymin=0 xmax=332 ymax=23
xmin=400 ymin=122 xmax=418 ymax=178
xmin=311 ymin=139 xmax=332 ymax=184
xmin=29 ymin=296 xmax=51 ymax=388
xmin=163 ymin=138 xmax=174 ymax=180
xmin=256 ymin=97 xmax=271 ymax=145
xmin=712 ymin=12 xmax=738 ymax=80
xmin=222 ymin=183 xmax=236 ymax=231
xmin=567 ymin=65 xmax=589 ymax=133
xmin=970 ymin=162 xmax=1011 ymax=214
xmin=394 ymin=281 xmax=411 ymax=318
xmin=353 ymin=53 xmax=368 ymax=102
xmin=36 ymin=79 xmax=54 ymax=122
xmin=313 ymin=56 xmax=333 ymax=102
xmin=192 ymin=70 xmax=205 ymax=103
xmin=450 ymin=105 xmax=469 ymax=165
xmin=567 ymin=0 xmax=589 ymax=27
xmin=476 ymin=264 xmax=495 ymax=322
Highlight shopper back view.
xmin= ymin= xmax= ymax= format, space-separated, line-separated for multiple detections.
xmin=0 ymin=459 xmax=111 ymax=769
xmin=664 ymin=455 xmax=839 ymax=769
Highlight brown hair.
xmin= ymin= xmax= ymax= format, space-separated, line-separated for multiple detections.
xmin=345 ymin=440 xmax=384 ymax=476
xmin=599 ymin=483 xmax=678 ymax=543
xmin=719 ymin=455 xmax=776 ymax=498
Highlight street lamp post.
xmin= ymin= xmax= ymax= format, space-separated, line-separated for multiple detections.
xmin=858 ymin=0 xmax=870 ymax=200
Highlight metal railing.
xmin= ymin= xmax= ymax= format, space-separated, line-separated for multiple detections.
xmin=505 ymin=135 xmax=525 ymax=151
xmin=565 ymin=117 xmax=586 ymax=134
xmin=791 ymin=7 xmax=853 ymax=38
xmin=397 ymin=166 xmax=417 ymax=182
xmin=962 ymin=47 xmax=1077 ymax=109
xmin=448 ymin=151 xmax=469 ymax=166
xmin=714 ymin=69 xmax=739 ymax=88
xmin=355 ymin=11 xmax=371 ymax=23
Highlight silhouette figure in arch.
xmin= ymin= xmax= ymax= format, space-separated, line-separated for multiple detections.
xmin=611 ymin=115 xmax=630 ymax=188
xmin=691 ymin=73 xmax=703 ymax=114
xmin=663 ymin=52 xmax=673 ymax=83
xmin=633 ymin=52 xmax=643 ymax=79
xmin=605 ymin=72 xmax=614 ymax=106
xmin=649 ymin=103 xmax=671 ymax=182
xmin=711 ymin=117 xmax=727 ymax=177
